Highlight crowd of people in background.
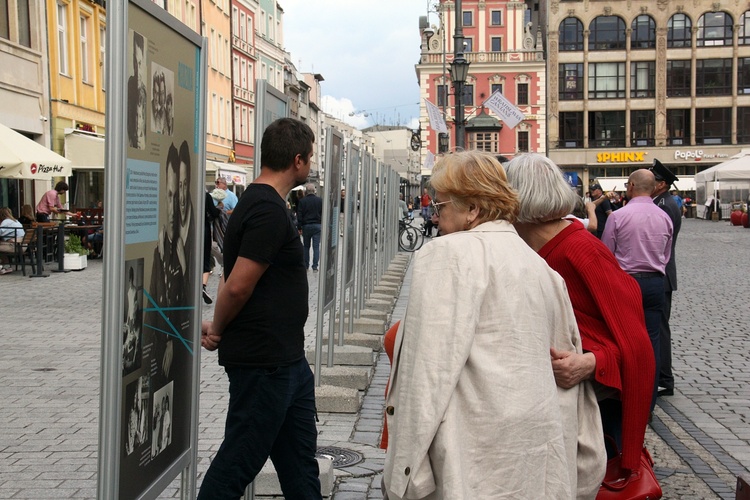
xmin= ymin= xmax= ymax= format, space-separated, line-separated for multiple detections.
xmin=3 ymin=114 xmax=693 ymax=497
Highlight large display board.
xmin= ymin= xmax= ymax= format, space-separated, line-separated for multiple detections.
xmin=322 ymin=128 xmax=343 ymax=309
xmin=343 ymin=144 xmax=359 ymax=286
xmin=99 ymin=0 xmax=206 ymax=497
xmin=252 ymin=80 xmax=288 ymax=179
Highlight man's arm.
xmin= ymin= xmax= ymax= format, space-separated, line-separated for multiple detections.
xmin=202 ymin=256 xmax=269 ymax=350
xmin=584 ymin=202 xmax=597 ymax=233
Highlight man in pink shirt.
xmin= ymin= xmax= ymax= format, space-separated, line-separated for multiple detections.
xmin=602 ymin=169 xmax=673 ymax=409
xmin=36 ymin=181 xmax=70 ymax=222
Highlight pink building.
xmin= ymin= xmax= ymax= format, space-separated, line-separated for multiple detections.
xmin=231 ymin=0 xmax=257 ymax=167
xmin=416 ymin=0 xmax=546 ymax=162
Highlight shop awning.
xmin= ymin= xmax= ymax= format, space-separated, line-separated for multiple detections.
xmin=65 ymin=129 xmax=105 ymax=170
xmin=206 ymin=160 xmax=249 ymax=186
xmin=595 ymin=176 xmax=695 ymax=192
xmin=0 ymin=123 xmax=72 ymax=179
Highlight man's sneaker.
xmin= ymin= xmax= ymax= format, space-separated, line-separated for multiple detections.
xmin=202 ymin=286 xmax=213 ymax=304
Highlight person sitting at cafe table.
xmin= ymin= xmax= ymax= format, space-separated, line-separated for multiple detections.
xmin=36 ymin=181 xmax=70 ymax=222
xmin=0 ymin=207 xmax=24 ymax=274
xmin=18 ymin=204 xmax=35 ymax=226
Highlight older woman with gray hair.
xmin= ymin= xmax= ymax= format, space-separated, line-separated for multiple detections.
xmin=505 ymin=153 xmax=655 ymax=479
xmin=383 ymin=151 xmax=604 ymax=500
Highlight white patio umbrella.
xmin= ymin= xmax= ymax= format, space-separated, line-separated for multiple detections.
xmin=0 ymin=123 xmax=72 ymax=179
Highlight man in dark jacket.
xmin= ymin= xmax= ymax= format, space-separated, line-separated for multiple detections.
xmin=650 ymin=160 xmax=682 ymax=397
xmin=296 ymin=183 xmax=323 ymax=271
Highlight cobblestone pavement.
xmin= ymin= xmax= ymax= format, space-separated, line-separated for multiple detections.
xmin=0 ymin=218 xmax=748 ymax=499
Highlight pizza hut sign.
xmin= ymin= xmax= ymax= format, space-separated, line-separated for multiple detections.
xmin=30 ymin=163 xmax=67 ymax=174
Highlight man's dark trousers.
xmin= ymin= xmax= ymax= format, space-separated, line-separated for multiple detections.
xmin=302 ymin=223 xmax=321 ymax=270
xmin=659 ymin=290 xmax=674 ymax=391
xmin=197 ymin=358 xmax=321 ymax=499
xmin=632 ymin=274 xmax=665 ymax=411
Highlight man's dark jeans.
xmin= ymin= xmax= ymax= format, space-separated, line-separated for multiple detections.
xmin=632 ymin=274 xmax=665 ymax=411
xmin=197 ymin=358 xmax=321 ymax=500
xmin=302 ymin=224 xmax=321 ymax=270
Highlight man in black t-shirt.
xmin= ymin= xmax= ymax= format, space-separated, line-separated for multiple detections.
xmin=198 ymin=118 xmax=321 ymax=499
xmin=591 ymin=183 xmax=613 ymax=239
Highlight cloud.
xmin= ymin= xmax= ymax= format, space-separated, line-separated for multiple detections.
xmin=321 ymin=96 xmax=371 ymax=129
xmin=283 ymin=0 xmax=424 ymax=128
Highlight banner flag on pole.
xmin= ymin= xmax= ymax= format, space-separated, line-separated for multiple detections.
xmin=424 ymin=151 xmax=436 ymax=171
xmin=424 ymin=99 xmax=448 ymax=134
xmin=483 ymin=90 xmax=525 ymax=129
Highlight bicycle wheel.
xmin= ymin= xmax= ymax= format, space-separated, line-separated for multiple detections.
xmin=399 ymin=226 xmax=424 ymax=252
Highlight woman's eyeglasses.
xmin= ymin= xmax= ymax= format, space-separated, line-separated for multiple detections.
xmin=431 ymin=199 xmax=452 ymax=217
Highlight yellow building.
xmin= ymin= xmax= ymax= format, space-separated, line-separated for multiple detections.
xmin=46 ymin=0 xmax=107 ymax=208
xmin=204 ymin=0 xmax=235 ymax=178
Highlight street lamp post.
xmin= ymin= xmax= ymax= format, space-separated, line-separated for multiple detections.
xmin=450 ymin=0 xmax=470 ymax=150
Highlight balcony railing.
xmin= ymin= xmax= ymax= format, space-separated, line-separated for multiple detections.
xmin=421 ymin=51 xmax=545 ymax=65
xmin=232 ymin=36 xmax=256 ymax=58
xmin=233 ymin=85 xmax=255 ymax=103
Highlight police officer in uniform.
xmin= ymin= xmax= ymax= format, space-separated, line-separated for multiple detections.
xmin=650 ymin=159 xmax=681 ymax=397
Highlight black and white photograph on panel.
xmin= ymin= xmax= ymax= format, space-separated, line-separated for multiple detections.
xmin=123 ymin=375 xmax=149 ymax=457
xmin=123 ymin=258 xmax=144 ymax=376
xmin=150 ymin=63 xmax=174 ymax=135
xmin=127 ymin=30 xmax=147 ymax=150
xmin=151 ymin=381 xmax=173 ymax=459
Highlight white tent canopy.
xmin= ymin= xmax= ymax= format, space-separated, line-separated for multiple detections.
xmin=694 ymin=150 xmax=750 ymax=183
xmin=206 ymin=160 xmax=248 ymax=186
xmin=0 ymin=122 xmax=72 ymax=179
xmin=693 ymin=150 xmax=750 ymax=217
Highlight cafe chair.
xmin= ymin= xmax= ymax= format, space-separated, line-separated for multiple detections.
xmin=0 ymin=227 xmax=38 ymax=276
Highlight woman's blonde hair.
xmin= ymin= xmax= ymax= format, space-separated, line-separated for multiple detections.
xmin=0 ymin=207 xmax=15 ymax=222
xmin=430 ymin=150 xmax=519 ymax=224
xmin=20 ymin=204 xmax=34 ymax=219
xmin=504 ymin=153 xmax=578 ymax=224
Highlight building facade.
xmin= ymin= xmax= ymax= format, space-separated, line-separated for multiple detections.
xmin=546 ymin=0 xmax=750 ymax=192
xmin=204 ymin=0 xmax=234 ymax=172
xmin=302 ymin=72 xmax=324 ymax=180
xmin=0 ymin=0 xmax=53 ymax=213
xmin=46 ymin=0 xmax=107 ymax=209
xmin=362 ymin=125 xmax=421 ymax=201
xmin=416 ymin=0 xmax=546 ymax=175
xmin=162 ymin=0 xmax=199 ymax=32
xmin=254 ymin=0 xmax=285 ymax=92
xmin=231 ymin=0 xmax=257 ymax=171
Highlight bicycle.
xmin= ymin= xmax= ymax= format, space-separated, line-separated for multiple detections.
xmin=398 ymin=215 xmax=424 ymax=252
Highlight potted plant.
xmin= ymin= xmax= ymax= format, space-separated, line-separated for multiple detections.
xmin=64 ymin=234 xmax=88 ymax=270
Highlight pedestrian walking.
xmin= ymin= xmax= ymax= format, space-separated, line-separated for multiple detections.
xmin=419 ymin=187 xmax=431 ymax=220
xmin=198 ymin=117 xmax=321 ymax=499
xmin=296 ymin=184 xmax=322 ymax=271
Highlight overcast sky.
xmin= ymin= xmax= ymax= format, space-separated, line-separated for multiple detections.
xmin=281 ymin=0 xmax=430 ymax=130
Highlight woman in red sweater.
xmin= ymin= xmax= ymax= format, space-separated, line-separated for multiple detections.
xmin=505 ymin=153 xmax=655 ymax=474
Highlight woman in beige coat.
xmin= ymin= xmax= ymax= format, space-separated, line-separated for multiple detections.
xmin=383 ymin=151 xmax=605 ymax=500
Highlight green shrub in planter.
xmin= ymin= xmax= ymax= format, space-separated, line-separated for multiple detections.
xmin=65 ymin=234 xmax=88 ymax=256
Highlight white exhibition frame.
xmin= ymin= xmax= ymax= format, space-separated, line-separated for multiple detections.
xmin=98 ymin=1 xmax=206 ymax=498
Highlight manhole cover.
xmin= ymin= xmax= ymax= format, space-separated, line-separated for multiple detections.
xmin=315 ymin=446 xmax=363 ymax=468
xmin=32 ymin=368 xmax=57 ymax=372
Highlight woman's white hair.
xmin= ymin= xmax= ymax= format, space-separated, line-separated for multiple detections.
xmin=504 ymin=153 xmax=578 ymax=224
